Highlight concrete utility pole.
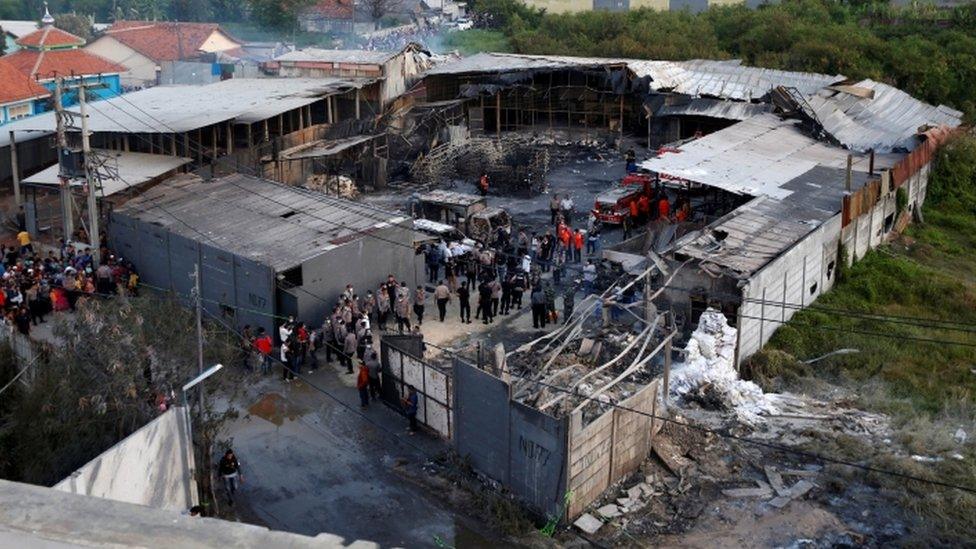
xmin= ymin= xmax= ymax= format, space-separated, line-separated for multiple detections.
xmin=78 ymin=87 xmax=101 ymax=267
xmin=53 ymin=78 xmax=75 ymax=241
xmin=8 ymin=131 xmax=21 ymax=206
xmin=193 ymin=264 xmax=205 ymax=414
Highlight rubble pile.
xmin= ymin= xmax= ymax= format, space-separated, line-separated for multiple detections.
xmin=411 ymin=136 xmax=551 ymax=194
xmin=669 ymin=309 xmax=783 ymax=426
xmin=305 ymin=174 xmax=358 ymax=199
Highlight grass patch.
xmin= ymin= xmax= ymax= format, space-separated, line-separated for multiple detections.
xmin=439 ymin=29 xmax=513 ymax=55
xmin=746 ymin=135 xmax=976 ymax=543
xmin=751 ymin=135 xmax=976 ymax=418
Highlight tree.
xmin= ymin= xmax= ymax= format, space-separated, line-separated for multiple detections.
xmin=0 ymin=296 xmax=239 ymax=490
xmin=54 ymin=13 xmax=93 ymax=42
xmin=247 ymin=0 xmax=316 ymax=30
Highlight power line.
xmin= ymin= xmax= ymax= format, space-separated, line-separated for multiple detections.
xmin=83 ymin=86 xmax=976 ymax=349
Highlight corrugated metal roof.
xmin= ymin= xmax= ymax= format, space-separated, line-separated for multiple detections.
xmin=426 ymin=53 xmax=843 ymax=102
xmin=639 ymin=114 xmax=885 ymax=199
xmin=280 ymin=134 xmax=379 ymax=160
xmin=632 ymin=59 xmax=843 ymax=101
xmin=656 ymin=97 xmax=771 ymax=120
xmin=675 ymin=165 xmax=871 ymax=276
xmin=115 ymin=173 xmax=408 ymax=271
xmin=275 ymin=48 xmax=400 ymax=64
xmin=23 ymin=151 xmax=190 ymax=196
xmin=807 ymin=79 xmax=964 ymax=153
xmin=417 ymin=190 xmax=485 ymax=207
xmin=0 ymin=77 xmax=375 ymax=134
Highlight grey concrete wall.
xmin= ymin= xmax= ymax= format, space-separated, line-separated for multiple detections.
xmin=454 ymin=359 xmax=511 ymax=484
xmin=108 ymin=212 xmax=278 ymax=335
xmin=296 ymin=223 xmax=419 ymax=325
xmin=0 ymin=479 xmax=357 ymax=548
xmin=53 ymin=407 xmax=197 ymax=512
xmin=453 ymin=360 xmax=569 ymax=519
xmin=509 ymin=401 xmax=567 ymax=518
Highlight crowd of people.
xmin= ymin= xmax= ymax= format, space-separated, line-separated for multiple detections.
xmin=1 ymin=223 xmax=139 ymax=338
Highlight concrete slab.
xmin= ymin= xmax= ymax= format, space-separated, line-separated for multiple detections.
xmin=573 ymin=513 xmax=603 ymax=534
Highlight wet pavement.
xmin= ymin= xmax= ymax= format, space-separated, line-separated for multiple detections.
xmin=220 ymin=362 xmax=500 ymax=548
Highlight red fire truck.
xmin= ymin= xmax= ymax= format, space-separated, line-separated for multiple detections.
xmin=592 ymin=174 xmax=655 ymax=225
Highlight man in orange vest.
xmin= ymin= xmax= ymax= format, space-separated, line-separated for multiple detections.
xmin=658 ymin=195 xmax=670 ymax=220
xmin=573 ymin=229 xmax=584 ymax=263
xmin=478 ymin=173 xmax=489 ymax=196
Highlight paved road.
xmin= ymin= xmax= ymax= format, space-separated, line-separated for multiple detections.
xmin=221 ymin=362 xmax=498 ymax=548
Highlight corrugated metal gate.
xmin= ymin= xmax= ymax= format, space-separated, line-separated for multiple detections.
xmin=380 ymin=335 xmax=452 ymax=439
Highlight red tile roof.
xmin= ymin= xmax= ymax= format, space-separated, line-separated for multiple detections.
xmin=305 ymin=0 xmax=355 ymax=19
xmin=2 ymin=48 xmax=125 ymax=81
xmin=103 ymin=20 xmax=240 ymax=62
xmin=15 ymin=26 xmax=86 ymax=49
xmin=0 ymin=58 xmax=50 ymax=105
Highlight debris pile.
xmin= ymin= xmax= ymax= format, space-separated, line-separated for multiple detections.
xmin=411 ymin=136 xmax=551 ymax=194
xmin=669 ymin=309 xmax=783 ymax=426
xmin=305 ymin=174 xmax=358 ymax=199
xmin=721 ymin=465 xmax=819 ymax=509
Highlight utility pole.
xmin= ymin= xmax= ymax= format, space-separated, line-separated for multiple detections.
xmin=53 ymin=77 xmax=75 ymax=242
xmin=193 ymin=264 xmax=205 ymax=414
xmin=78 ymin=86 xmax=100 ymax=267
xmin=8 ymin=131 xmax=21 ymax=206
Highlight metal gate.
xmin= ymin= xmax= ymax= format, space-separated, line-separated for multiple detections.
xmin=380 ymin=335 xmax=452 ymax=439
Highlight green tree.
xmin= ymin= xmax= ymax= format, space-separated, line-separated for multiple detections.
xmin=54 ymin=13 xmax=93 ymax=41
xmin=247 ymin=0 xmax=315 ymax=30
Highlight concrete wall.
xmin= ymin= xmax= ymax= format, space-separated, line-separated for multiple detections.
xmin=566 ymin=379 xmax=661 ymax=518
xmin=453 ymin=360 xmax=568 ymax=519
xmin=86 ymin=36 xmax=157 ymax=87
xmin=737 ymin=215 xmax=840 ymax=364
xmin=295 ymin=223 xmax=419 ymax=325
xmin=736 ymin=164 xmax=932 ymax=365
xmin=54 ymin=407 xmax=197 ymax=511
xmin=0 ymin=479 xmax=352 ymax=547
xmin=108 ymin=212 xmax=278 ymax=335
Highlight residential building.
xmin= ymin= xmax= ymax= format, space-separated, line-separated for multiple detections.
xmin=299 ymin=0 xmax=356 ymax=34
xmin=269 ymin=43 xmax=435 ymax=106
xmin=1 ymin=20 xmax=39 ymax=53
xmin=85 ymin=20 xmax=243 ymax=87
xmin=0 ymin=58 xmax=50 ymax=125
xmin=1 ymin=7 xmax=123 ymax=106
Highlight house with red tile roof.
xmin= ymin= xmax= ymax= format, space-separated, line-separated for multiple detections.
xmin=0 ymin=5 xmax=123 ymax=109
xmin=300 ymin=0 xmax=356 ymax=33
xmin=0 ymin=58 xmax=50 ymax=125
xmin=86 ymin=20 xmax=243 ymax=87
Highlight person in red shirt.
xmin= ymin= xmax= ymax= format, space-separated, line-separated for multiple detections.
xmin=629 ymin=199 xmax=639 ymax=222
xmin=573 ymin=229 xmax=584 ymax=263
xmin=253 ymin=328 xmax=273 ymax=375
xmin=478 ymin=173 xmax=489 ymax=196
xmin=356 ymin=361 xmax=370 ymax=409
xmin=558 ymin=224 xmax=572 ymax=255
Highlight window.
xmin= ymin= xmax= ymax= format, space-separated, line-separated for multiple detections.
xmin=7 ymin=103 xmax=31 ymax=121
xmin=809 ymin=283 xmax=818 ymax=295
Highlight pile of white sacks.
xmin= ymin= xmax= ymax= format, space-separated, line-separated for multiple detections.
xmin=669 ymin=308 xmax=784 ymax=426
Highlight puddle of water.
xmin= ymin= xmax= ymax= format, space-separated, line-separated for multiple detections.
xmin=248 ymin=392 xmax=306 ymax=426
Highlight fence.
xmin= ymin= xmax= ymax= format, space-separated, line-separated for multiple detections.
xmin=380 ymin=335 xmax=452 ymax=439
xmin=0 ymin=327 xmax=38 ymax=387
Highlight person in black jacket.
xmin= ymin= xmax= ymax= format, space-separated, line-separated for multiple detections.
xmin=457 ymin=281 xmax=471 ymax=323
xmin=218 ymin=449 xmax=243 ymax=505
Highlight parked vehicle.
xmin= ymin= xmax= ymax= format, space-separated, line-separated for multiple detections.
xmin=592 ymin=174 xmax=654 ymax=225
